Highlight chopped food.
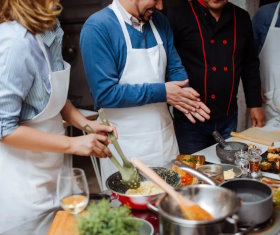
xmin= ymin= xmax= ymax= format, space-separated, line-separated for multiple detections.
xmin=78 ymin=200 xmax=141 ymax=235
xmin=267 ymin=153 xmax=279 ymax=162
xmin=223 ymin=169 xmax=235 ymax=180
xmin=268 ymin=147 xmax=280 ymax=153
xmin=176 ymin=154 xmax=205 ymax=169
xmin=125 ymin=181 xmax=163 ymax=196
xmin=261 ymin=161 xmax=272 ymax=171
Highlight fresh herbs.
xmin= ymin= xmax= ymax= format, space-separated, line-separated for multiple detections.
xmin=78 ymin=200 xmax=141 ymax=235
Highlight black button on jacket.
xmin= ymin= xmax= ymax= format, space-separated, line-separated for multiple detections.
xmin=167 ymin=0 xmax=262 ymax=119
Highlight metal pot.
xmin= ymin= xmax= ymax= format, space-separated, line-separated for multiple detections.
xmin=221 ymin=179 xmax=273 ymax=226
xmin=106 ymin=167 xmax=181 ymax=210
xmin=147 ymin=166 xmax=241 ymax=235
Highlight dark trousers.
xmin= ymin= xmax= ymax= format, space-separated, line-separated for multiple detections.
xmin=174 ymin=111 xmax=238 ymax=154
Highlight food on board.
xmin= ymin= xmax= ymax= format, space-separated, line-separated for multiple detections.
xmin=172 ymin=155 xmax=205 ymax=186
xmin=261 ymin=161 xmax=272 ymax=171
xmin=267 ymin=153 xmax=279 ymax=162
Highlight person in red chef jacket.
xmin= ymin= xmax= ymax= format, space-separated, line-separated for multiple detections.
xmin=166 ymin=0 xmax=266 ymax=154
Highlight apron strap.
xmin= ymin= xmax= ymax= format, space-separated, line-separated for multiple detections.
xmin=149 ymin=20 xmax=163 ymax=45
xmin=35 ymin=35 xmax=52 ymax=73
xmin=111 ymin=1 xmax=133 ymax=50
xmin=271 ymin=2 xmax=280 ymax=27
xmin=111 ymin=0 xmax=163 ymax=49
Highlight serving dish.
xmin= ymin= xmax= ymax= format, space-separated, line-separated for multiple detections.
xmin=220 ymin=164 xmax=242 ymax=180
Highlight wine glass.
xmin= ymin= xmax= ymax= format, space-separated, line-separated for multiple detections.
xmin=57 ymin=168 xmax=89 ymax=215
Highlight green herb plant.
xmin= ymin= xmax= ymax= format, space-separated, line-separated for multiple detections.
xmin=78 ymin=200 xmax=141 ymax=235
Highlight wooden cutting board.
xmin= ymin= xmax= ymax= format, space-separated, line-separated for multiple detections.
xmin=231 ymin=127 xmax=280 ymax=146
xmin=48 ymin=211 xmax=78 ymax=235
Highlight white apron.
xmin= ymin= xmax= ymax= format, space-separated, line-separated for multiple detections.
xmin=0 ymin=36 xmax=70 ymax=235
xmin=259 ymin=2 xmax=280 ymax=121
xmin=100 ymin=1 xmax=179 ymax=189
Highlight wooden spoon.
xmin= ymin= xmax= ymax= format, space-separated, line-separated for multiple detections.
xmin=131 ymin=158 xmax=214 ymax=221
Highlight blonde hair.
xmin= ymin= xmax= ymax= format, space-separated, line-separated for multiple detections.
xmin=0 ymin=0 xmax=62 ymax=34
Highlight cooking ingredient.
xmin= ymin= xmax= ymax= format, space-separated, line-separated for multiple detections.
xmin=176 ymin=154 xmax=205 ymax=169
xmin=267 ymin=153 xmax=279 ymax=162
xmin=223 ymin=169 xmax=235 ymax=180
xmin=78 ymin=200 xmax=141 ymax=235
xmin=60 ymin=195 xmax=88 ymax=214
xmin=126 ymin=180 xmax=164 ymax=195
xmin=261 ymin=161 xmax=272 ymax=171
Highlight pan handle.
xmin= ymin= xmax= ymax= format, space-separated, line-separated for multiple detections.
xmin=172 ymin=160 xmax=217 ymax=186
xmin=147 ymin=196 xmax=159 ymax=214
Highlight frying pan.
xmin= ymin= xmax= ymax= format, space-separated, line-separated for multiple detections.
xmin=106 ymin=167 xmax=181 ymax=210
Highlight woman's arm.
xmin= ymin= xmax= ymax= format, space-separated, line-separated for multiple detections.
xmin=2 ymin=125 xmax=112 ymax=157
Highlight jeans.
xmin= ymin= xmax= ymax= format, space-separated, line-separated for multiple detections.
xmin=174 ymin=111 xmax=238 ymax=154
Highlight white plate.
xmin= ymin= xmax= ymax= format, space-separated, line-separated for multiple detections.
xmin=220 ymin=164 xmax=242 ymax=179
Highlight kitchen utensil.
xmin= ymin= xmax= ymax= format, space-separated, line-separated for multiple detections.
xmin=212 ymin=130 xmax=233 ymax=150
xmin=132 ymin=158 xmax=214 ymax=221
xmin=175 ymin=162 xmax=273 ymax=227
xmin=147 ymin=164 xmax=241 ymax=235
xmin=83 ymin=108 xmax=140 ymax=189
xmin=197 ymin=164 xmax=224 ymax=184
xmin=98 ymin=108 xmax=140 ymax=189
xmin=213 ymin=130 xmax=248 ymax=164
xmin=221 ymin=178 xmax=273 ymax=226
xmin=220 ymin=164 xmax=243 ymax=179
xmin=106 ymin=167 xmax=181 ymax=210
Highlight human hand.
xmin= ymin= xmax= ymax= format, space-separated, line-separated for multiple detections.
xmin=166 ymin=79 xmax=210 ymax=123
xmin=69 ymin=134 xmax=111 ymax=158
xmin=85 ymin=120 xmax=118 ymax=139
xmin=250 ymin=107 xmax=266 ymax=127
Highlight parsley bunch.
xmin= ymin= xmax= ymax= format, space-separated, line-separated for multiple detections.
xmin=78 ymin=200 xmax=141 ymax=235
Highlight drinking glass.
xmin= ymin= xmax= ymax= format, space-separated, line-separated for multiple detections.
xmin=57 ymin=168 xmax=89 ymax=215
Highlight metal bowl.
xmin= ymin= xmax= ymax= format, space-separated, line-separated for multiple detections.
xmin=106 ymin=167 xmax=181 ymax=210
xmin=216 ymin=142 xmax=248 ymax=164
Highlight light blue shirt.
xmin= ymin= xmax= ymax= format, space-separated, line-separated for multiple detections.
xmin=0 ymin=20 xmax=64 ymax=139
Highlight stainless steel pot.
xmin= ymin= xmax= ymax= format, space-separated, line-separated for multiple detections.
xmin=221 ymin=179 xmax=273 ymax=226
xmin=147 ymin=166 xmax=241 ymax=235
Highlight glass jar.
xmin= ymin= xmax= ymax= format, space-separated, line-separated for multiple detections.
xmin=248 ymin=151 xmax=262 ymax=179
xmin=197 ymin=164 xmax=224 ymax=184
xmin=234 ymin=150 xmax=250 ymax=176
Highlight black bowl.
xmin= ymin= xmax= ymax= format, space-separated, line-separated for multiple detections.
xmin=106 ymin=167 xmax=181 ymax=194
xmin=216 ymin=142 xmax=248 ymax=164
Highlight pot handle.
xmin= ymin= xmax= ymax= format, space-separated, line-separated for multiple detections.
xmin=147 ymin=196 xmax=159 ymax=214
xmin=172 ymin=160 xmax=217 ymax=186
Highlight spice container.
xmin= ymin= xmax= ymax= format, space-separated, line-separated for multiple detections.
xmin=248 ymin=152 xmax=262 ymax=179
xmin=197 ymin=164 xmax=224 ymax=184
xmin=234 ymin=150 xmax=250 ymax=176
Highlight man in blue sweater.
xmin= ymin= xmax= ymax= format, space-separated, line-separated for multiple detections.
xmin=252 ymin=2 xmax=280 ymax=121
xmin=80 ymin=0 xmax=210 ymax=187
